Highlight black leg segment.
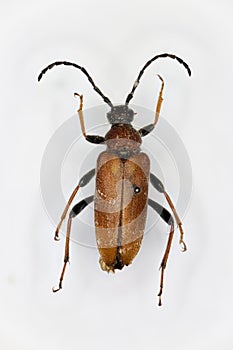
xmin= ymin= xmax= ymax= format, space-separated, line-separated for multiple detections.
xmin=79 ymin=169 xmax=95 ymax=187
xmin=85 ymin=135 xmax=105 ymax=144
xmin=148 ymin=199 xmax=173 ymax=226
xmin=150 ymin=173 xmax=165 ymax=193
xmin=138 ymin=123 xmax=155 ymax=137
xmin=70 ymin=195 xmax=94 ymax=218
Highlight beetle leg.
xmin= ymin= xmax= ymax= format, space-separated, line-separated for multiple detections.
xmin=150 ymin=173 xmax=187 ymax=252
xmin=154 ymin=75 xmax=164 ymax=126
xmin=54 ymin=169 xmax=95 ymax=240
xmin=164 ymin=192 xmax=187 ymax=252
xmin=74 ymin=93 xmax=105 ymax=144
xmin=53 ymin=195 xmax=94 ymax=292
xmin=52 ymin=215 xmax=72 ymax=293
xmin=148 ymin=199 xmax=174 ymax=306
xmin=138 ymin=75 xmax=164 ymax=137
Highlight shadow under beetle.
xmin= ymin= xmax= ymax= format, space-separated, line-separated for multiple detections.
xmin=38 ymin=53 xmax=191 ymax=306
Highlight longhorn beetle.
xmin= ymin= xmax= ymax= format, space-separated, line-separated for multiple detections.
xmin=38 ymin=53 xmax=191 ymax=306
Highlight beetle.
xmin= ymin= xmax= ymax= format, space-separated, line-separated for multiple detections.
xmin=38 ymin=53 xmax=191 ymax=306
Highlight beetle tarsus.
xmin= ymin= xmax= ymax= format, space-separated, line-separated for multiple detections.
xmin=158 ymin=275 xmax=164 ymax=307
xmin=52 ymin=277 xmax=64 ymax=292
xmin=74 ymin=92 xmax=83 ymax=111
xmin=158 ymin=289 xmax=163 ymax=306
xmin=54 ymin=229 xmax=60 ymax=241
xmin=52 ymin=285 xmax=62 ymax=293
xmin=178 ymin=224 xmax=187 ymax=252
xmin=54 ymin=219 xmax=63 ymax=240
xmin=180 ymin=240 xmax=187 ymax=252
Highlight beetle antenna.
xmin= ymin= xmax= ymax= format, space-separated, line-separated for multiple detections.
xmin=38 ymin=61 xmax=113 ymax=107
xmin=125 ymin=53 xmax=191 ymax=105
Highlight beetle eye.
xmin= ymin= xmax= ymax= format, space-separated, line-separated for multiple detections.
xmin=133 ymin=185 xmax=141 ymax=194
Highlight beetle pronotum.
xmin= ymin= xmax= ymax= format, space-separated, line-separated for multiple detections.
xmin=38 ymin=53 xmax=191 ymax=306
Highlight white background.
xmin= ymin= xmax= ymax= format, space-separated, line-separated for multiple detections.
xmin=1 ymin=0 xmax=233 ymax=349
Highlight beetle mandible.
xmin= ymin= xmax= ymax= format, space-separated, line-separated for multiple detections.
xmin=38 ymin=53 xmax=191 ymax=306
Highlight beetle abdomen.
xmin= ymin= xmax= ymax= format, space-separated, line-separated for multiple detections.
xmin=94 ymin=151 xmax=150 ymax=272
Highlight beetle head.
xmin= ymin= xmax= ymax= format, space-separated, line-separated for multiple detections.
xmin=107 ymin=105 xmax=135 ymax=125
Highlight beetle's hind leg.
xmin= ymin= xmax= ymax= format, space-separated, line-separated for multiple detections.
xmin=148 ymin=199 xmax=175 ymax=306
xmin=53 ymin=195 xmax=94 ymax=292
xmin=150 ymin=173 xmax=187 ymax=252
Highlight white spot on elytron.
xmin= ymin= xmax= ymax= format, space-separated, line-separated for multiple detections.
xmin=97 ymin=188 xmax=107 ymax=199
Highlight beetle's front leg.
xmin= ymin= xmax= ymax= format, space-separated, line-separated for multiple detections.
xmin=138 ymin=75 xmax=164 ymax=137
xmin=75 ymin=93 xmax=105 ymax=144
xmin=55 ymin=168 xmax=95 ymax=240
xmin=53 ymin=195 xmax=94 ymax=292
xmin=150 ymin=173 xmax=187 ymax=252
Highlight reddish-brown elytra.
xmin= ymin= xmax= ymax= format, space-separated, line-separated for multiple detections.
xmin=38 ymin=53 xmax=191 ymax=306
